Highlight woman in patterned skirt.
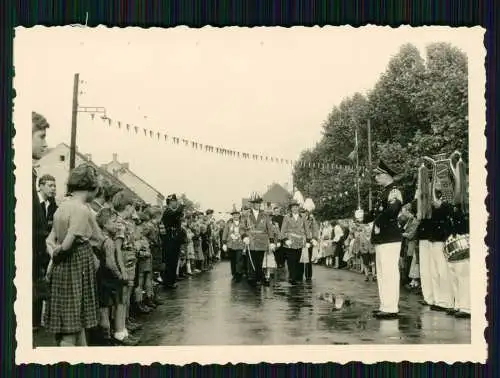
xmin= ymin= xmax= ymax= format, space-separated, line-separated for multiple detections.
xmin=45 ymin=163 xmax=101 ymax=346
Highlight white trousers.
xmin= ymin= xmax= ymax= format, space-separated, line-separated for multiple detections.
xmin=419 ymin=240 xmax=434 ymax=305
xmin=448 ymin=259 xmax=470 ymax=314
xmin=375 ymin=242 xmax=401 ymax=313
xmin=420 ymin=240 xmax=454 ymax=308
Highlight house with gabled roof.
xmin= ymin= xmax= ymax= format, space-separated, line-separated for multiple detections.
xmin=241 ymin=182 xmax=291 ymax=210
xmin=37 ymin=143 xmax=146 ymax=205
xmin=101 ymin=153 xmax=165 ymax=207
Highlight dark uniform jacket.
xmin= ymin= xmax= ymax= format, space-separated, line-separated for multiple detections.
xmin=417 ymin=202 xmax=454 ymax=242
xmin=33 ymin=170 xmax=50 ymax=280
xmin=365 ymin=183 xmax=403 ymax=245
xmin=161 ymin=205 xmax=186 ymax=244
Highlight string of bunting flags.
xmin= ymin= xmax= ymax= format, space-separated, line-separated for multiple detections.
xmin=84 ymin=112 xmax=362 ymax=172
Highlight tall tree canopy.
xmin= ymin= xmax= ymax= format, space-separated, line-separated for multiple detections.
xmin=293 ymin=42 xmax=468 ymax=220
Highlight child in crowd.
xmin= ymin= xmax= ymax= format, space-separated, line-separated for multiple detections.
xmin=143 ymin=206 xmax=165 ymax=285
xmin=320 ymin=221 xmax=334 ymax=267
xmin=401 ymin=203 xmax=420 ymax=289
xmin=191 ymin=213 xmax=204 ymax=273
xmin=112 ymin=191 xmax=140 ymax=345
xmin=360 ymin=222 xmax=376 ymax=281
xmin=134 ymin=212 xmax=154 ymax=313
xmin=184 ymin=216 xmax=196 ymax=275
xmin=95 ymin=207 xmax=128 ymax=345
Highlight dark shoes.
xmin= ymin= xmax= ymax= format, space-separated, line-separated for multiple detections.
xmin=419 ymin=300 xmax=431 ymax=306
xmin=430 ymin=305 xmax=450 ymax=312
xmin=113 ymin=334 xmax=140 ymax=346
xmin=373 ymin=311 xmax=399 ymax=319
xmin=454 ymin=311 xmax=471 ymax=319
xmin=446 ymin=309 xmax=459 ymax=316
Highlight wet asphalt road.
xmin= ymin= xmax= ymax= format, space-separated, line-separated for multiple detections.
xmin=138 ymin=261 xmax=470 ymax=345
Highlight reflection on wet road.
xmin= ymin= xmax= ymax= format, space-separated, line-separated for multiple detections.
xmin=140 ymin=261 xmax=470 ymax=345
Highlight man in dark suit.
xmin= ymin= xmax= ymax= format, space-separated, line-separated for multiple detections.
xmin=161 ymin=194 xmax=185 ymax=289
xmin=37 ymin=174 xmax=58 ymax=235
xmin=32 ymin=112 xmax=51 ymax=332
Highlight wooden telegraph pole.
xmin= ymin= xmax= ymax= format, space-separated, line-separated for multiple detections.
xmin=367 ymin=119 xmax=373 ymax=211
xmin=69 ymin=73 xmax=80 ymax=170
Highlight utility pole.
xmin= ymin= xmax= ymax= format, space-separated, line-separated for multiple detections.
xmin=367 ymin=119 xmax=373 ymax=211
xmin=69 ymin=73 xmax=80 ymax=170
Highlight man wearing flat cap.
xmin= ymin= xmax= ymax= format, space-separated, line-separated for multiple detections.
xmin=161 ymin=194 xmax=185 ymax=289
xmin=364 ymin=160 xmax=404 ymax=319
xmin=241 ymin=192 xmax=276 ymax=286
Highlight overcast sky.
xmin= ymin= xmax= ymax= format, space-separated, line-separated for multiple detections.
xmin=16 ymin=26 xmax=478 ymax=210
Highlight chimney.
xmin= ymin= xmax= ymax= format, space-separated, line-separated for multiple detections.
xmin=123 ymin=162 xmax=129 ymax=170
xmin=112 ymin=153 xmax=118 ymax=162
xmin=85 ymin=153 xmax=92 ymax=162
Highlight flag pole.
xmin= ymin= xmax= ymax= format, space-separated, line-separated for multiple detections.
xmin=355 ymin=126 xmax=361 ymax=210
xmin=367 ymin=119 xmax=372 ymax=212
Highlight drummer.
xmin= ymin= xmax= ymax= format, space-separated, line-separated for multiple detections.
xmin=446 ymin=204 xmax=470 ymax=318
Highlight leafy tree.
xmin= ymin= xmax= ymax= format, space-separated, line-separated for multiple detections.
xmin=293 ymin=42 xmax=469 ymax=219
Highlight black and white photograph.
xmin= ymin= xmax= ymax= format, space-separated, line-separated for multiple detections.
xmin=15 ymin=26 xmax=486 ymax=364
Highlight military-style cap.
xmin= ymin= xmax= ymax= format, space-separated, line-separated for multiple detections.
xmin=166 ymin=194 xmax=177 ymax=203
xmin=374 ymin=160 xmax=398 ymax=178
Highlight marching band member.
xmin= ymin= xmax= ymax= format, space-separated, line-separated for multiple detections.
xmin=280 ymin=199 xmax=311 ymax=285
xmin=365 ymin=160 xmax=404 ymax=319
xmin=417 ymin=186 xmax=455 ymax=312
xmin=241 ymin=193 xmax=276 ymax=286
xmin=446 ymin=204 xmax=470 ymax=318
xmin=222 ymin=205 xmax=245 ymax=282
xmin=299 ymin=200 xmax=319 ymax=282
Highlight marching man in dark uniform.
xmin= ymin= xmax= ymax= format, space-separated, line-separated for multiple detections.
xmin=280 ymin=199 xmax=311 ymax=285
xmin=161 ymin=194 xmax=185 ymax=289
xmin=241 ymin=193 xmax=276 ymax=286
xmin=222 ymin=205 xmax=245 ymax=282
xmin=365 ymin=160 xmax=404 ymax=319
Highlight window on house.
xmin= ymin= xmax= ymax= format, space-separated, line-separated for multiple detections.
xmin=59 ymin=155 xmax=65 ymax=162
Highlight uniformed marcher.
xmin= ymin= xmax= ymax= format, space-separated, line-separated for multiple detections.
xmin=365 ymin=160 xmax=404 ymax=319
xmin=222 ymin=205 xmax=245 ymax=282
xmin=417 ymin=187 xmax=454 ymax=311
xmin=280 ymin=199 xmax=311 ymax=285
xmin=161 ymin=194 xmax=185 ymax=289
xmin=241 ymin=193 xmax=276 ymax=286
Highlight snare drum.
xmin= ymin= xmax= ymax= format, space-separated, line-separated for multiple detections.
xmin=443 ymin=234 xmax=469 ymax=262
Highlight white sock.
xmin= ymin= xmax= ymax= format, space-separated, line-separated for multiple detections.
xmin=114 ymin=330 xmax=127 ymax=341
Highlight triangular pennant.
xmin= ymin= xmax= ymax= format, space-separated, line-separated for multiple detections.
xmin=126 ymin=124 xmax=130 ymax=131
xmin=150 ymin=131 xmax=154 ymax=138
xmin=134 ymin=126 xmax=138 ymax=133
xmin=118 ymin=121 xmax=122 ymax=128
xmin=157 ymin=132 xmax=160 ymax=139
xmin=164 ymin=134 xmax=168 ymax=141
xmin=143 ymin=128 xmax=147 ymax=136
xmin=90 ymin=113 xmax=95 ymax=120
xmin=108 ymin=118 xmax=112 ymax=126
